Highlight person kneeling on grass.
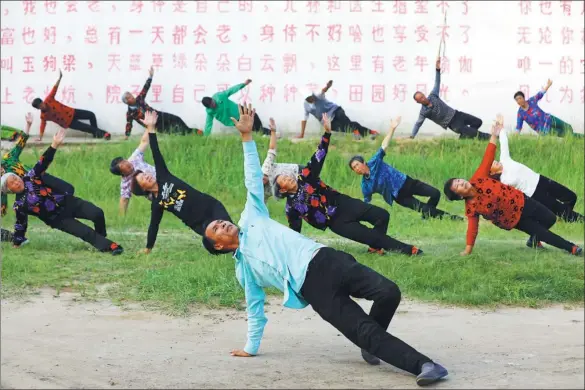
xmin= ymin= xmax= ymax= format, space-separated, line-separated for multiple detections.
xmin=202 ymin=104 xmax=448 ymax=387
xmin=349 ymin=115 xmax=463 ymax=222
xmin=130 ymin=111 xmax=232 ymax=254
xmin=443 ymin=115 xmax=583 ymax=256
xmin=273 ymin=113 xmax=422 ymax=256
xmin=490 ymin=127 xmax=583 ymax=224
xmin=0 ymin=129 xmax=123 ymax=255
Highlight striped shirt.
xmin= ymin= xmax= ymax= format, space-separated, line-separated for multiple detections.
xmin=411 ymin=69 xmax=456 ymax=137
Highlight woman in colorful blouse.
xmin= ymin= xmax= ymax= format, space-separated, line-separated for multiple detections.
xmin=349 ymin=116 xmax=463 ymax=221
xmin=444 ymin=115 xmax=582 ymax=256
xmin=1 ymin=128 xmax=122 ymax=255
xmin=273 ymin=114 xmax=422 ymax=256
xmin=514 ymin=79 xmax=580 ymax=137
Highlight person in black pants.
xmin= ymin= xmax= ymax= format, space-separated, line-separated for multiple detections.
xmin=274 ymin=113 xmax=422 ymax=256
xmin=2 ymin=129 xmax=122 ymax=255
xmin=531 ymin=176 xmax=584 ymax=223
xmin=350 ymin=116 xmax=463 ymax=221
xmin=131 ymin=111 xmax=232 ymax=254
xmin=203 ymin=104 xmax=448 ymax=386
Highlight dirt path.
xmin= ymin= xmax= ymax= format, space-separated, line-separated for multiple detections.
xmin=1 ymin=290 xmax=583 ymax=389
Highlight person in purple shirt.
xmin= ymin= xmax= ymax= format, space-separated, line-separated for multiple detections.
xmin=1 ymin=128 xmax=123 ymax=255
xmin=349 ymin=116 xmax=463 ymax=221
xmin=514 ymin=79 xmax=580 ymax=137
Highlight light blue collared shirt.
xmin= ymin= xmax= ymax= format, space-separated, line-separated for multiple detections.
xmin=303 ymin=92 xmax=339 ymax=123
xmin=235 ymin=140 xmax=325 ymax=356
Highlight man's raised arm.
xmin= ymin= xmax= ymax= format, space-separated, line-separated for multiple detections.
xmin=431 ymin=57 xmax=441 ymax=95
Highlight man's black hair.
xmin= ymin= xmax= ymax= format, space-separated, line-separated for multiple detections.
xmin=202 ymin=235 xmax=233 ymax=255
xmin=513 ymin=91 xmax=525 ymax=100
xmin=443 ymin=178 xmax=462 ymax=201
xmin=130 ymin=170 xmax=149 ymax=197
xmin=202 ymin=97 xmax=212 ymax=108
xmin=110 ymin=157 xmax=124 ymax=176
xmin=348 ymin=155 xmax=365 ymax=169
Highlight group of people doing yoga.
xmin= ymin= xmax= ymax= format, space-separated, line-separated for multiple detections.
xmin=2 ymin=57 xmax=580 ymax=144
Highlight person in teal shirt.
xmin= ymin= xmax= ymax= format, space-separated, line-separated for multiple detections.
xmin=201 ymin=79 xmax=270 ymax=136
xmin=202 ymin=104 xmax=448 ymax=387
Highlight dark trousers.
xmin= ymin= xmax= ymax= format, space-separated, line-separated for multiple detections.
xmin=531 ymin=176 xmax=583 ymax=223
xmin=328 ymin=193 xmax=414 ymax=254
xmin=515 ymin=195 xmax=575 ymax=252
xmin=156 ymin=111 xmax=194 ymax=135
xmin=70 ymin=109 xmax=108 ymax=138
xmin=43 ymin=174 xmax=75 ymax=196
xmin=1 ymin=228 xmax=13 ymax=242
xmin=331 ymin=107 xmax=371 ymax=136
xmin=448 ymin=111 xmax=490 ymax=140
xmin=300 ymin=247 xmax=432 ymax=375
xmin=395 ymin=177 xmax=455 ymax=219
xmin=47 ymin=196 xmax=114 ymax=252
xmin=252 ymin=113 xmax=271 ymax=135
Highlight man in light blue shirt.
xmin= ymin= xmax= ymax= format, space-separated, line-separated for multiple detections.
xmin=203 ymin=104 xmax=448 ymax=387
xmin=298 ymin=80 xmax=378 ymax=140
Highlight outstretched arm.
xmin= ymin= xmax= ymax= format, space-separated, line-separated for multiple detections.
xmin=515 ymin=112 xmax=524 ymax=133
xmin=431 ymin=58 xmax=441 ymax=95
xmin=302 ymin=113 xmax=332 ymax=181
xmin=136 ymin=126 xmax=151 ymax=154
xmin=499 ymin=127 xmax=511 ymax=161
xmin=225 ymin=80 xmax=249 ymax=98
xmin=232 ymin=104 xmax=269 ymax=217
xmin=462 ymin=215 xmax=479 ymax=255
xmin=47 ymin=69 xmax=63 ymax=99
xmin=381 ymin=116 xmax=401 ymax=152
xmin=143 ymin=111 xmax=169 ymax=174
xmin=139 ymin=67 xmax=154 ymax=99
xmin=472 ymin=115 xmax=503 ymax=179
xmin=261 ymin=119 xmax=277 ymax=176
xmin=31 ymin=128 xmax=67 ymax=177
xmin=145 ymin=203 xmax=164 ymax=250
xmin=12 ymin=204 xmax=29 ymax=247
xmin=410 ymin=114 xmax=426 ymax=138
xmin=233 ymin=265 xmax=267 ymax=357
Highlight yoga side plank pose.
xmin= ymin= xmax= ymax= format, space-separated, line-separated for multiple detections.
xmin=1 ymin=129 xmax=122 ymax=254
xmin=109 ymin=126 xmax=156 ymax=215
xmin=132 ymin=111 xmax=232 ymax=254
xmin=123 ymin=67 xmax=198 ymax=138
xmin=490 ymin=130 xmax=583 ymax=224
xmin=349 ymin=116 xmax=463 ymax=221
xmin=202 ymin=104 xmax=448 ymax=387
xmin=411 ymin=57 xmax=489 ymax=140
xmin=299 ymin=80 xmax=379 ymax=140
xmin=32 ymin=70 xmax=110 ymax=141
xmin=261 ymin=118 xmax=304 ymax=201
xmin=2 ymin=113 xmax=75 ymax=243
xmin=202 ymin=79 xmax=270 ymax=136
xmin=274 ymin=113 xmax=422 ymax=256
xmin=444 ymin=115 xmax=582 ymax=256
xmin=514 ymin=79 xmax=580 ymax=137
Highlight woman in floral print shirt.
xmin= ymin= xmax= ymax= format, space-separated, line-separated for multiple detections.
xmin=273 ymin=114 xmax=422 ymax=256
xmin=444 ymin=115 xmax=582 ymax=257
xmin=1 ymin=128 xmax=123 ymax=255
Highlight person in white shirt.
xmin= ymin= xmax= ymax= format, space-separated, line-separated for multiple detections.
xmin=490 ymin=129 xmax=583 ymax=229
xmin=109 ymin=127 xmax=156 ymax=215
xmin=261 ymin=118 xmax=304 ymax=201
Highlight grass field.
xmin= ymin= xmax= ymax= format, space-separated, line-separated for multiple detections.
xmin=1 ymin=132 xmax=583 ymax=313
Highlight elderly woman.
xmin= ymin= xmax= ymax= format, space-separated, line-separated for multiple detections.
xmin=122 ymin=66 xmax=199 ymax=138
xmin=489 ymin=130 xmax=583 ymax=224
xmin=130 ymin=111 xmax=232 ymax=254
xmin=1 ymin=128 xmax=123 ymax=255
xmin=349 ymin=116 xmax=462 ymax=221
xmin=443 ymin=115 xmax=582 ymax=256
xmin=273 ymin=113 xmax=422 ymax=256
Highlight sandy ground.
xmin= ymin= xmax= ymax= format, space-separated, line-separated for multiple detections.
xmin=1 ymin=290 xmax=583 ymax=389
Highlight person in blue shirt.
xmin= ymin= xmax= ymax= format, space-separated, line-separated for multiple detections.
xmin=349 ymin=116 xmax=463 ymax=221
xmin=297 ymin=80 xmax=379 ymax=140
xmin=202 ymin=104 xmax=448 ymax=387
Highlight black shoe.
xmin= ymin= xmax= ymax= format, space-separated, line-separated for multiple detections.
xmin=526 ymin=236 xmax=544 ymax=249
xmin=450 ymin=215 xmax=465 ymax=221
xmin=361 ymin=349 xmax=380 ymax=365
xmin=416 ymin=362 xmax=448 ymax=386
xmin=411 ymin=247 xmax=424 ymax=256
xmin=110 ymin=243 xmax=124 ymax=256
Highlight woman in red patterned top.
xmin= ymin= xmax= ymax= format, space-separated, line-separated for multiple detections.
xmin=443 ymin=115 xmax=582 ymax=257
xmin=32 ymin=70 xmax=110 ymax=141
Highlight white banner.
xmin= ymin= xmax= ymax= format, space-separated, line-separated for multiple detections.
xmin=1 ymin=0 xmax=583 ymax=137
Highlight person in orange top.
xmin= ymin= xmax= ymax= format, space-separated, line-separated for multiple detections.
xmin=443 ymin=115 xmax=582 ymax=257
xmin=31 ymin=69 xmax=110 ymax=141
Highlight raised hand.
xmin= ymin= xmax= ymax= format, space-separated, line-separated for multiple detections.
xmin=25 ymin=112 xmax=33 ymax=125
xmin=230 ymin=103 xmax=255 ymax=136
xmin=51 ymin=128 xmax=67 ymax=149
xmin=435 ymin=57 xmax=441 ymax=70
xmin=269 ymin=117 xmax=276 ymax=132
xmin=545 ymin=78 xmax=552 ymax=88
xmin=390 ymin=116 xmax=402 ymax=130
xmin=148 ymin=66 xmax=154 ymax=78
xmin=245 ymin=79 xmax=252 ymax=85
xmin=325 ymin=80 xmax=333 ymax=88
xmin=58 ymin=68 xmax=63 ymax=79
xmin=491 ymin=114 xmax=504 ymax=136
xmin=143 ymin=110 xmax=158 ymax=131
xmin=322 ymin=113 xmax=332 ymax=133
